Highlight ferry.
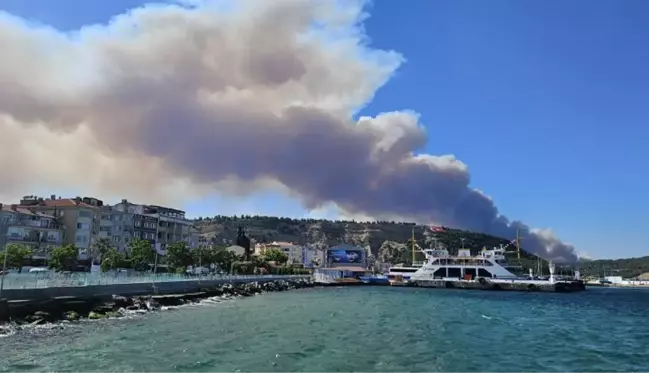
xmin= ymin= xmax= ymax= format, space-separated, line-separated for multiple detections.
xmin=409 ymin=247 xmax=585 ymax=292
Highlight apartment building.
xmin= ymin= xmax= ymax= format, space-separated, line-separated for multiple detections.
xmin=97 ymin=205 xmax=134 ymax=252
xmin=0 ymin=203 xmax=64 ymax=260
xmin=146 ymin=205 xmax=197 ymax=250
xmin=20 ymin=195 xmax=103 ymax=260
xmin=112 ymin=200 xmax=198 ymax=251
xmin=261 ymin=241 xmax=304 ymax=264
xmin=112 ymin=200 xmax=157 ymax=245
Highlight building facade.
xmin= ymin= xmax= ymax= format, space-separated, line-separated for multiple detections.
xmin=19 ymin=195 xmax=102 ymax=260
xmin=112 ymin=200 xmax=197 ymax=252
xmin=260 ymin=241 xmax=304 ymax=264
xmin=0 ymin=203 xmax=64 ymax=260
xmin=302 ymin=246 xmax=325 ymax=267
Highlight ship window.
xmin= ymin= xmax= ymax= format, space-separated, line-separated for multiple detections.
xmin=447 ymin=268 xmax=462 ymax=278
xmin=478 ymin=268 xmax=493 ymax=277
xmin=391 ymin=268 xmax=418 ymax=273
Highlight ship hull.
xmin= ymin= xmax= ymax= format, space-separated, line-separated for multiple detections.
xmin=411 ymin=278 xmax=585 ymax=293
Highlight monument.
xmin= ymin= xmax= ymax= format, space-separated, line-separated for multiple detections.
xmin=236 ymin=226 xmax=252 ymax=260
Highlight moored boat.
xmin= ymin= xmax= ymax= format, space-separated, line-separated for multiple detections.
xmin=409 ymin=246 xmax=585 ymax=292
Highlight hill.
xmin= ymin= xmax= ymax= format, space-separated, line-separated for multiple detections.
xmin=577 ymin=256 xmax=649 ymax=278
xmin=193 ymin=215 xmax=546 ymax=267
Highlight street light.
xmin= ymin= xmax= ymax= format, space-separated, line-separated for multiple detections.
xmin=0 ymin=237 xmax=9 ymax=299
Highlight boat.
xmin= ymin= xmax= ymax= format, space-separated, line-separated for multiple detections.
xmin=359 ymin=274 xmax=390 ymax=285
xmin=409 ymin=246 xmax=585 ymax=292
xmin=387 ymin=228 xmax=423 ymax=286
xmin=386 ymin=264 xmax=421 ymax=285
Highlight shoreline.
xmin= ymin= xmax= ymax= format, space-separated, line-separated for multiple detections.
xmin=0 ymin=278 xmax=314 ymax=331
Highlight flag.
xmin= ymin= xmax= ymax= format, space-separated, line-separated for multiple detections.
xmin=154 ymin=242 xmax=167 ymax=256
xmin=430 ymin=226 xmax=445 ymax=232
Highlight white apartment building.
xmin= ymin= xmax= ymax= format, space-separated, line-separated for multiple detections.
xmin=264 ymin=241 xmax=304 ymax=264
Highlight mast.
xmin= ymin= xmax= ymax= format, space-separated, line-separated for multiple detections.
xmin=411 ymin=227 xmax=416 ymax=264
xmin=516 ymin=229 xmax=521 ymax=260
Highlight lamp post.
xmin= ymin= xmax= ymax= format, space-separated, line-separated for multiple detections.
xmin=0 ymin=238 xmax=9 ymax=299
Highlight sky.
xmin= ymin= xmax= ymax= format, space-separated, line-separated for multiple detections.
xmin=0 ymin=0 xmax=647 ymax=260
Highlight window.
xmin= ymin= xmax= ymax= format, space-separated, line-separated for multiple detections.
xmin=134 ymin=220 xmax=141 ymax=227
xmin=78 ymin=210 xmax=92 ymax=218
xmin=134 ymin=231 xmax=141 ymax=238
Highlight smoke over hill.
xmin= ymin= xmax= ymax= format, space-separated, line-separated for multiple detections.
xmin=0 ymin=0 xmax=577 ymax=262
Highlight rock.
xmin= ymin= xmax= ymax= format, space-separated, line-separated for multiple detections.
xmin=34 ymin=311 xmax=53 ymax=321
xmin=112 ymin=295 xmax=132 ymax=308
xmin=88 ymin=311 xmax=106 ymax=320
xmin=92 ymin=303 xmax=116 ymax=314
xmin=64 ymin=311 xmax=80 ymax=321
xmin=145 ymin=299 xmax=161 ymax=311
xmin=104 ymin=311 xmax=122 ymax=318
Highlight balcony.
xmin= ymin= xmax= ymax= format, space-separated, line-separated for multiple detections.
xmin=10 ymin=220 xmax=64 ymax=230
xmin=6 ymin=233 xmax=62 ymax=245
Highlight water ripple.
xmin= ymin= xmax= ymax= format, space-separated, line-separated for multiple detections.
xmin=1 ymin=287 xmax=649 ymax=372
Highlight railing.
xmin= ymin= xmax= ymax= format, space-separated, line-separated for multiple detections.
xmin=0 ymin=272 xmax=309 ymax=289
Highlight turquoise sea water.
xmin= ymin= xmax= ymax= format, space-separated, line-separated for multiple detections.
xmin=1 ymin=286 xmax=648 ymax=372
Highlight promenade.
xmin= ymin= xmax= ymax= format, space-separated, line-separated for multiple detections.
xmin=0 ymin=272 xmax=310 ymax=301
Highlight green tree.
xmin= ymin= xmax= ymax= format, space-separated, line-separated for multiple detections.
xmin=191 ymin=245 xmax=214 ymax=269
xmin=129 ymin=239 xmax=154 ymax=271
xmin=100 ymin=248 xmax=128 ymax=272
xmin=49 ymin=244 xmax=78 ymax=272
xmin=212 ymin=247 xmax=239 ymax=274
xmin=166 ymin=242 xmax=193 ymax=273
xmin=0 ymin=243 xmax=33 ymax=272
xmin=90 ymin=238 xmax=113 ymax=265
xmin=263 ymin=248 xmax=288 ymax=264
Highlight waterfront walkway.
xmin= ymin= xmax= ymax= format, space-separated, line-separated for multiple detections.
xmin=1 ymin=272 xmax=301 ymax=290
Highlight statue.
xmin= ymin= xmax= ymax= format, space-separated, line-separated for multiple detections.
xmin=236 ymin=226 xmax=251 ymax=260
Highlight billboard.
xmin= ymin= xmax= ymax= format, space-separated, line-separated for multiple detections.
xmin=326 ymin=246 xmax=365 ymax=265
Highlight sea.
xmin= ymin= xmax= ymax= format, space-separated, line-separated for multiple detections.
xmin=1 ymin=286 xmax=648 ymax=372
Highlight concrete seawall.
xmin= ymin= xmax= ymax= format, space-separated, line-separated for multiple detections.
xmin=1 ymin=275 xmax=311 ymax=301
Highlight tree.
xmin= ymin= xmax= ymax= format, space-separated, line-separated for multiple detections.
xmin=166 ymin=242 xmax=193 ymax=273
xmin=90 ymin=238 xmax=113 ymax=265
xmin=49 ymin=244 xmax=78 ymax=272
xmin=100 ymin=248 xmax=128 ymax=272
xmin=191 ymin=245 xmax=214 ymax=269
xmin=263 ymin=248 xmax=288 ymax=264
xmin=0 ymin=244 xmax=32 ymax=272
xmin=212 ymin=247 xmax=239 ymax=274
xmin=129 ymin=239 xmax=154 ymax=271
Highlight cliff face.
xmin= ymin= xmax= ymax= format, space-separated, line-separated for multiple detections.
xmin=193 ymin=215 xmax=537 ymax=260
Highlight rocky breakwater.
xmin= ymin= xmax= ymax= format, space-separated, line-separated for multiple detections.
xmin=0 ymin=278 xmax=313 ymax=329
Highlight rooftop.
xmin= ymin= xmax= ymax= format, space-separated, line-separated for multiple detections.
xmin=0 ymin=203 xmax=56 ymax=218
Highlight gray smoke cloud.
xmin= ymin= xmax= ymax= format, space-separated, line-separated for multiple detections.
xmin=0 ymin=0 xmax=578 ymax=262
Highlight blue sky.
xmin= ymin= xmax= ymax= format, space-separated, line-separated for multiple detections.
xmin=2 ymin=0 xmax=647 ymax=259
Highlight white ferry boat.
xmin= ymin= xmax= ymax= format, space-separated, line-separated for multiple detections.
xmin=409 ymin=247 xmax=585 ymax=292
xmin=386 ymin=263 xmax=423 ymax=286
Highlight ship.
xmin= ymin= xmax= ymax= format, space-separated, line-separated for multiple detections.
xmin=409 ymin=246 xmax=585 ymax=292
xmin=392 ymin=226 xmax=585 ymax=292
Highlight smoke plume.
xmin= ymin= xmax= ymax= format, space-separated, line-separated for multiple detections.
xmin=0 ymin=0 xmax=578 ymax=262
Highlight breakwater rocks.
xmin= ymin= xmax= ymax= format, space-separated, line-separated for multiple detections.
xmin=0 ymin=279 xmax=313 ymax=328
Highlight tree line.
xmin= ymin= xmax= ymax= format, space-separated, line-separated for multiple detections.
xmin=0 ymin=239 xmax=309 ymax=275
